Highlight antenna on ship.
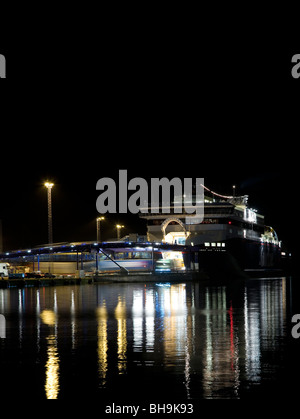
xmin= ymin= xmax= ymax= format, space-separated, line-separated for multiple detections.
xmin=232 ymin=185 xmax=236 ymax=197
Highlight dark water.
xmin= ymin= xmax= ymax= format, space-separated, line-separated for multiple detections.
xmin=0 ymin=277 xmax=299 ymax=402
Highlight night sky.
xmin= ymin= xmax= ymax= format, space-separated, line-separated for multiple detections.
xmin=0 ymin=23 xmax=298 ymax=254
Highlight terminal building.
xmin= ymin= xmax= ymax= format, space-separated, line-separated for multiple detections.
xmin=0 ymin=240 xmax=191 ymax=277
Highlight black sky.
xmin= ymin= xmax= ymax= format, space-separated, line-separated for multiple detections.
xmin=0 ymin=19 xmax=299 ymax=253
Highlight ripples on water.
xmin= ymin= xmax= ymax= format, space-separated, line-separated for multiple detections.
xmin=0 ymin=277 xmax=299 ymax=400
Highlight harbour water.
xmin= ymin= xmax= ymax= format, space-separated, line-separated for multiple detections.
xmin=0 ymin=277 xmax=299 ymax=402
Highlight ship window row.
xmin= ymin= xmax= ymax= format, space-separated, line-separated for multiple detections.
xmin=142 ymin=205 xmax=235 ymax=216
xmin=204 ymin=242 xmax=226 ymax=247
xmin=148 ymin=218 xmax=264 ymax=232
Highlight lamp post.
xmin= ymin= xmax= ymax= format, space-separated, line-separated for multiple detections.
xmin=96 ymin=217 xmax=105 ymax=242
xmin=232 ymin=185 xmax=236 ymax=197
xmin=116 ymin=224 xmax=124 ymax=241
xmin=45 ymin=182 xmax=54 ymax=245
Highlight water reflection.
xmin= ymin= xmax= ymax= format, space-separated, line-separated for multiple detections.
xmin=115 ymin=296 xmax=127 ymax=374
xmin=96 ymin=303 xmax=108 ymax=386
xmin=40 ymin=309 xmax=60 ymax=399
xmin=202 ymin=286 xmax=240 ymax=397
xmin=45 ymin=334 xmax=60 ymax=399
xmin=132 ymin=289 xmax=143 ymax=352
xmin=0 ymin=278 xmax=292 ymax=399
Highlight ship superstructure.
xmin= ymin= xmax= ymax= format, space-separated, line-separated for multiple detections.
xmin=140 ymin=185 xmax=281 ymax=270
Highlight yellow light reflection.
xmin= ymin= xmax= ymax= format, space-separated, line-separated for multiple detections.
xmin=115 ymin=296 xmax=127 ymax=374
xmin=40 ymin=309 xmax=56 ymax=326
xmin=41 ymin=309 xmax=60 ymax=399
xmin=96 ymin=304 xmax=108 ymax=386
xmin=45 ymin=335 xmax=60 ymax=399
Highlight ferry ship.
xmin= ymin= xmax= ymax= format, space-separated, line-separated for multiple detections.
xmin=140 ymin=185 xmax=282 ymax=275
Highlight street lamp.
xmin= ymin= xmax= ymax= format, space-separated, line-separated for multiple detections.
xmin=96 ymin=217 xmax=105 ymax=242
xmin=116 ymin=224 xmax=124 ymax=240
xmin=44 ymin=182 xmax=54 ymax=245
xmin=232 ymin=185 xmax=236 ymax=197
